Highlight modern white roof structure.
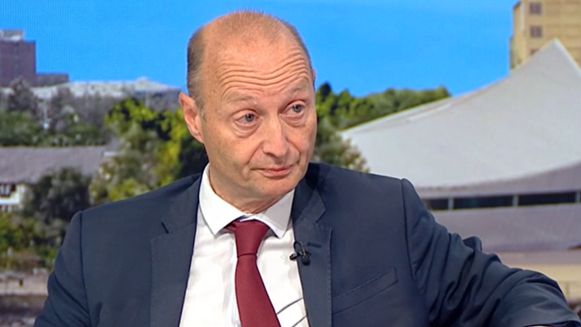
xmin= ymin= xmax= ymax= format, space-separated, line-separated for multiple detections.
xmin=343 ymin=40 xmax=581 ymax=198
xmin=342 ymin=40 xmax=581 ymax=252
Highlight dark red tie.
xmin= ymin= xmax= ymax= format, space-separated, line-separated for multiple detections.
xmin=229 ymin=220 xmax=281 ymax=327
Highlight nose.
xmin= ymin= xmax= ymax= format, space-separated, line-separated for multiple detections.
xmin=261 ymin=118 xmax=289 ymax=160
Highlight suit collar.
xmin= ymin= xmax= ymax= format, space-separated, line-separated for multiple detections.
xmin=160 ymin=175 xmax=201 ymax=233
xmin=150 ymin=165 xmax=334 ymax=327
xmin=151 ymin=175 xmax=201 ymax=327
xmin=199 ymin=165 xmax=295 ymax=238
xmin=292 ymin=164 xmax=333 ymax=327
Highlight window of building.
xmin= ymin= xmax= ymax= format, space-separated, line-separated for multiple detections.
xmin=425 ymin=198 xmax=449 ymax=211
xmin=529 ymin=2 xmax=542 ymax=15
xmin=423 ymin=190 xmax=581 ymax=211
xmin=0 ymin=184 xmax=16 ymax=197
xmin=518 ymin=192 xmax=577 ymax=206
xmin=453 ymin=195 xmax=514 ymax=209
xmin=530 ymin=25 xmax=543 ymax=38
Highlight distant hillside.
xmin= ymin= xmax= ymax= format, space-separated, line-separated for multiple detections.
xmin=0 ymin=78 xmax=180 ymax=127
xmin=316 ymin=82 xmax=450 ymax=129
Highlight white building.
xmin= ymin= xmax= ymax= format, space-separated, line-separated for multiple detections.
xmin=0 ymin=146 xmax=107 ymax=212
xmin=343 ymin=40 xmax=581 ymax=253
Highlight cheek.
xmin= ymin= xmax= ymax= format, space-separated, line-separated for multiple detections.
xmin=288 ymin=129 xmax=316 ymax=159
xmin=299 ymin=119 xmax=317 ymax=150
xmin=225 ymin=139 xmax=264 ymax=168
xmin=202 ymin=127 xmax=239 ymax=167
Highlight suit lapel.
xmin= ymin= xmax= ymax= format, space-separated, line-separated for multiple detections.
xmin=292 ymin=166 xmax=332 ymax=327
xmin=150 ymin=176 xmax=201 ymax=327
xmin=148 ymin=167 xmax=333 ymax=327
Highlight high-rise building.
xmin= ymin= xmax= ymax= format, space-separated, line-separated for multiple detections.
xmin=0 ymin=30 xmax=36 ymax=86
xmin=510 ymin=0 xmax=581 ymax=68
xmin=0 ymin=30 xmax=68 ymax=87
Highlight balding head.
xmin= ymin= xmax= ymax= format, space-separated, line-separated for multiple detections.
xmin=186 ymin=11 xmax=313 ymax=109
xmin=180 ymin=11 xmax=317 ymax=212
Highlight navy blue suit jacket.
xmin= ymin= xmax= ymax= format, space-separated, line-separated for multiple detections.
xmin=36 ymin=163 xmax=580 ymax=326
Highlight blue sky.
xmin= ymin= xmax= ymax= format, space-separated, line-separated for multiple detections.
xmin=1 ymin=0 xmax=517 ymax=96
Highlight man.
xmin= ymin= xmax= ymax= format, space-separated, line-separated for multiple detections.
xmin=36 ymin=11 xmax=580 ymax=327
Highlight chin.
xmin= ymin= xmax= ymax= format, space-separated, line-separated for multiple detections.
xmin=259 ymin=176 xmax=300 ymax=197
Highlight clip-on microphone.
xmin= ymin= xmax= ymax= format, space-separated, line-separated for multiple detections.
xmin=289 ymin=241 xmax=311 ymax=265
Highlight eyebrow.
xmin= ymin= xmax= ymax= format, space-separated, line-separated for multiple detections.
xmin=224 ymin=91 xmax=256 ymax=104
xmin=288 ymin=81 xmax=311 ymax=95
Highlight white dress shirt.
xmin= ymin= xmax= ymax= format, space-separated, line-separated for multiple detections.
xmin=179 ymin=166 xmax=309 ymax=326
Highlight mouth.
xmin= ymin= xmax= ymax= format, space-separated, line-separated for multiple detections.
xmin=259 ymin=165 xmax=293 ymax=178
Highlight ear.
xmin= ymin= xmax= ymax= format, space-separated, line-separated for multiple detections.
xmin=180 ymin=92 xmax=205 ymax=144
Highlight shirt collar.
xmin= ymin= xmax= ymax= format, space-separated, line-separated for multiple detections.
xmin=198 ymin=165 xmax=294 ymax=238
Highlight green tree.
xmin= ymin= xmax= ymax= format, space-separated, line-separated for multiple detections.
xmin=0 ymin=109 xmax=107 ymax=146
xmin=313 ymin=82 xmax=450 ymax=171
xmin=0 ymin=212 xmax=63 ymax=269
xmin=49 ymin=86 xmax=75 ymax=119
xmin=22 ymin=168 xmax=92 ymax=225
xmin=315 ymin=84 xmax=375 ymax=129
xmin=314 ymin=116 xmax=368 ymax=172
xmin=315 ymin=82 xmax=450 ymax=130
xmin=366 ymin=86 xmax=450 ymax=118
xmin=90 ymin=99 xmax=206 ymax=203
xmin=0 ymin=111 xmax=43 ymax=145
xmin=46 ymin=113 xmax=108 ymax=146
xmin=0 ymin=213 xmax=26 ymax=253
xmin=314 ymin=83 xmax=369 ymax=171
xmin=7 ymin=78 xmax=39 ymax=116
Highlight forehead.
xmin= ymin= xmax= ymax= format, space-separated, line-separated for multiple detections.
xmin=207 ymin=39 xmax=313 ymax=100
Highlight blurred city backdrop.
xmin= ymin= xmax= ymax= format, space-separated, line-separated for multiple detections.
xmin=1 ymin=0 xmax=580 ymax=325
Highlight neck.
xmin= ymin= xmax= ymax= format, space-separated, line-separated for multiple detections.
xmin=234 ymin=196 xmax=282 ymax=214
xmin=207 ymin=169 xmax=283 ymax=214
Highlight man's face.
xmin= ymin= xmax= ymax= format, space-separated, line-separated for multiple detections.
xmin=182 ymin=37 xmax=317 ymax=211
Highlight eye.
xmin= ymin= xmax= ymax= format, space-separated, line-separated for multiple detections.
xmin=242 ymin=113 xmax=256 ymax=123
xmin=283 ymin=102 xmax=308 ymax=126
xmin=289 ymin=103 xmax=305 ymax=114
xmin=234 ymin=111 xmax=259 ymax=127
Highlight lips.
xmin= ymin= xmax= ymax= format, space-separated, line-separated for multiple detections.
xmin=260 ymin=165 xmax=293 ymax=178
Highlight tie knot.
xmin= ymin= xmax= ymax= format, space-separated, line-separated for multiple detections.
xmin=228 ymin=220 xmax=270 ymax=257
